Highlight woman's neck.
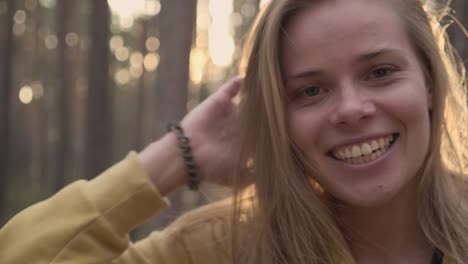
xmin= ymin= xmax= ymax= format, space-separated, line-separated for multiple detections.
xmin=333 ymin=182 xmax=433 ymax=264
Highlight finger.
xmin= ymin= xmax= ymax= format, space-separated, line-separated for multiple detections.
xmin=222 ymin=76 xmax=243 ymax=98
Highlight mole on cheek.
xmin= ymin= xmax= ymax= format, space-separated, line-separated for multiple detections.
xmin=378 ymin=185 xmax=383 ymax=189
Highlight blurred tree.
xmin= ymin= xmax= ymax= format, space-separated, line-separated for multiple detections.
xmin=447 ymin=0 xmax=467 ymax=63
xmin=153 ymin=0 xmax=197 ymax=137
xmin=233 ymin=0 xmax=260 ymax=73
xmin=149 ymin=0 xmax=198 ymax=230
xmin=86 ymin=0 xmax=112 ymax=179
xmin=56 ymin=0 xmax=79 ymax=189
xmin=135 ymin=19 xmax=148 ymax=151
xmin=0 ymin=0 xmax=15 ymax=220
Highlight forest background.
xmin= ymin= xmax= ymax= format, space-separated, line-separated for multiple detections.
xmin=0 ymin=0 xmax=466 ymax=239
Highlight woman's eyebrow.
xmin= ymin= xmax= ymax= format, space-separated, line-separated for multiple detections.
xmin=286 ymin=69 xmax=324 ymax=82
xmin=285 ymin=48 xmax=404 ymax=82
xmin=354 ymin=48 xmax=404 ymax=63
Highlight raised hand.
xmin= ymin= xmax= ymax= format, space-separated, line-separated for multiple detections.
xmin=139 ymin=77 xmax=251 ymax=195
xmin=181 ymin=77 xmax=247 ymax=186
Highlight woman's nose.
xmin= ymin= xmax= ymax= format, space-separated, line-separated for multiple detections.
xmin=328 ymin=84 xmax=377 ymax=127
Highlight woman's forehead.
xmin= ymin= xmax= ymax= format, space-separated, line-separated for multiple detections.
xmin=282 ymin=0 xmax=399 ymax=44
xmin=279 ymin=0 xmax=411 ymax=75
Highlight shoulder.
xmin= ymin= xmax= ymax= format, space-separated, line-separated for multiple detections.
xmin=166 ymin=197 xmax=235 ymax=239
xmin=134 ymin=191 xmax=255 ymax=263
xmin=161 ymin=198 xmax=238 ymax=262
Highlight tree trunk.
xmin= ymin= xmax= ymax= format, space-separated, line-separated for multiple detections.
xmin=448 ymin=0 xmax=468 ymax=63
xmin=56 ymin=0 xmax=79 ymax=189
xmin=150 ymin=0 xmax=197 ymax=230
xmin=153 ymin=0 xmax=197 ymax=137
xmin=135 ymin=20 xmax=147 ymax=151
xmin=86 ymin=1 xmax=112 ymax=179
xmin=0 ymin=0 xmax=15 ymax=222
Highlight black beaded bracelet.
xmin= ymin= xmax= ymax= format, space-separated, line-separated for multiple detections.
xmin=167 ymin=122 xmax=200 ymax=191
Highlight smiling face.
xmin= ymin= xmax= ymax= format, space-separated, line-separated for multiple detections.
xmin=281 ymin=0 xmax=432 ymax=207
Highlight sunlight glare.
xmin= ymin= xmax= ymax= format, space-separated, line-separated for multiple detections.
xmin=208 ymin=0 xmax=234 ymax=66
xmin=108 ymin=0 xmax=150 ymax=29
xmin=259 ymin=0 xmax=271 ymax=8
xmin=108 ymin=0 xmax=146 ymax=19
xmin=190 ymin=48 xmax=207 ymax=84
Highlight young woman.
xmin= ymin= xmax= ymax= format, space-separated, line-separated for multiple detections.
xmin=1 ymin=0 xmax=466 ymax=263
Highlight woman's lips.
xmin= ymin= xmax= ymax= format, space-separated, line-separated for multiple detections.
xmin=328 ymin=134 xmax=399 ymax=165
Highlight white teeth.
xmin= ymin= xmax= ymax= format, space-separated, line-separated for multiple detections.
xmin=378 ymin=138 xmax=386 ymax=148
xmin=338 ymin=150 xmax=346 ymax=159
xmin=331 ymin=134 xmax=396 ymax=164
xmin=371 ymin=140 xmax=379 ymax=151
xmin=351 ymin=146 xmax=361 ymax=157
xmin=361 ymin=143 xmax=372 ymax=155
xmin=345 ymin=148 xmax=352 ymax=159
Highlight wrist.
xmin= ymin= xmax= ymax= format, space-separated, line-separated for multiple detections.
xmin=138 ymin=133 xmax=187 ymax=196
xmin=167 ymin=122 xmax=200 ymax=190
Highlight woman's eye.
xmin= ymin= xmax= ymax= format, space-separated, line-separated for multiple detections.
xmin=288 ymin=83 xmax=329 ymax=105
xmin=369 ymin=66 xmax=396 ymax=79
xmin=302 ymin=86 xmax=321 ymax=97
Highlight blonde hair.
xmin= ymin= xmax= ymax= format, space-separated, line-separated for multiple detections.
xmin=232 ymin=0 xmax=468 ymax=263
xmin=172 ymin=0 xmax=467 ymax=263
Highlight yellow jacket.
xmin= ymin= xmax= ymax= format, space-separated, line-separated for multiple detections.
xmin=0 ymin=152 xmax=232 ymax=264
xmin=0 ymin=152 xmax=450 ymax=264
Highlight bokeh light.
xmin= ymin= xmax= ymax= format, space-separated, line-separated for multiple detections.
xmin=114 ymin=69 xmax=131 ymax=85
xmin=108 ymin=0 xmax=158 ymax=30
xmin=130 ymin=52 xmax=144 ymax=66
xmin=14 ymin=10 xmax=27 ymax=24
xmin=108 ymin=0 xmax=146 ymax=18
xmin=145 ymin=37 xmax=160 ymax=52
xmin=143 ymin=53 xmax=160 ymax=72
xmin=25 ymin=0 xmax=38 ymax=11
xmin=44 ymin=34 xmax=58 ymax=49
xmin=109 ymin=35 xmax=124 ymax=51
xmin=19 ymin=85 xmax=34 ymax=104
xmin=144 ymin=0 xmax=161 ymax=16
xmin=31 ymin=81 xmax=44 ymax=99
xmin=39 ymin=0 xmax=56 ymax=9
xmin=65 ymin=32 xmax=80 ymax=47
xmin=115 ymin=46 xmax=130 ymax=62
xmin=130 ymin=65 xmax=144 ymax=79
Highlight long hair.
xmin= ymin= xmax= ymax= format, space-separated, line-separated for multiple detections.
xmin=230 ymin=0 xmax=468 ymax=263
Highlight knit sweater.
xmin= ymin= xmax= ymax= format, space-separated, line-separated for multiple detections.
xmin=0 ymin=152 xmax=450 ymax=264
